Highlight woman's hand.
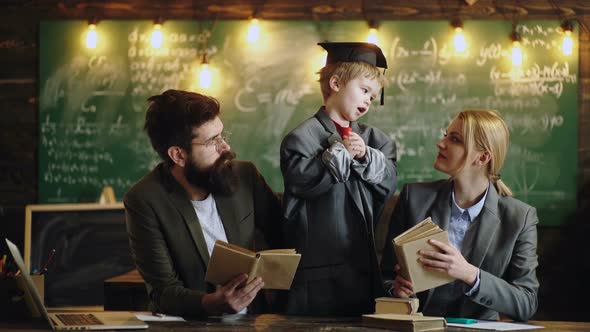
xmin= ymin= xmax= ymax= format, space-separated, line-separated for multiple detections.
xmin=392 ymin=264 xmax=414 ymax=298
xmin=418 ymin=239 xmax=479 ymax=286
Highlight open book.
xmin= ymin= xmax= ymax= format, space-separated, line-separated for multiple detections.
xmin=204 ymin=240 xmax=301 ymax=290
xmin=393 ymin=217 xmax=455 ymax=293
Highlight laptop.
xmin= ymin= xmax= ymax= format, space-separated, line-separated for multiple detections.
xmin=5 ymin=239 xmax=148 ymax=330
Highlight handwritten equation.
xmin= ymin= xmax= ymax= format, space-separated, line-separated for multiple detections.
xmin=127 ymin=28 xmax=200 ymax=98
xmin=506 ymin=113 xmax=565 ymax=134
xmin=390 ymin=70 xmax=466 ymax=92
xmin=491 ymin=62 xmax=576 ymax=98
xmin=40 ymin=114 xmax=139 ymax=191
xmin=390 ymin=37 xmax=453 ymax=67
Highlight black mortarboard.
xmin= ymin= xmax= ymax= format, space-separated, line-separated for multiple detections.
xmin=318 ymin=42 xmax=387 ymax=69
xmin=318 ymin=42 xmax=387 ymax=104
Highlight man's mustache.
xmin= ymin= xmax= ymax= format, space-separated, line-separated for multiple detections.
xmin=208 ymin=150 xmax=238 ymax=195
xmin=213 ymin=150 xmax=236 ymax=169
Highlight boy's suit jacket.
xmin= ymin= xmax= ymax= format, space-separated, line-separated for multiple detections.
xmin=382 ymin=180 xmax=539 ymax=321
xmin=280 ymin=107 xmax=397 ymax=315
xmin=124 ymin=161 xmax=282 ymax=317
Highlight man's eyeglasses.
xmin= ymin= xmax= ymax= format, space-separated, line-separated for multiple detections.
xmin=192 ymin=131 xmax=231 ymax=152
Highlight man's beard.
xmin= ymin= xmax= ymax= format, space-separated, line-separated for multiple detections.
xmin=184 ymin=151 xmax=238 ymax=195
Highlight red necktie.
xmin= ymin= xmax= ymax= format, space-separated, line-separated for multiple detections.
xmin=341 ymin=126 xmax=352 ymax=138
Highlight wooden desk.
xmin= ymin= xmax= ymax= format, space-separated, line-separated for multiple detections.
xmin=103 ymin=269 xmax=149 ymax=311
xmin=1 ymin=314 xmax=589 ymax=331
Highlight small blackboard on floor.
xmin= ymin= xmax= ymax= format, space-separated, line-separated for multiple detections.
xmin=25 ymin=203 xmax=135 ymax=307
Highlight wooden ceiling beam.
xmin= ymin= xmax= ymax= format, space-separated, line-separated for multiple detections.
xmin=2 ymin=0 xmax=590 ymax=20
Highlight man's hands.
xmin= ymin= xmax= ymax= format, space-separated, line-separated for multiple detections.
xmin=202 ymin=274 xmax=264 ymax=315
xmin=343 ymin=132 xmax=367 ymax=160
xmin=419 ymin=239 xmax=479 ymax=286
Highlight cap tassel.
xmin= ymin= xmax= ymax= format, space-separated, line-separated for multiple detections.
xmin=380 ymin=68 xmax=386 ymax=105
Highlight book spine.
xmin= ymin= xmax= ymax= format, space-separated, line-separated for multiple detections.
xmin=375 ymin=302 xmax=412 ymax=315
xmin=247 ymin=253 xmax=261 ymax=284
xmin=394 ymin=244 xmax=412 ymax=283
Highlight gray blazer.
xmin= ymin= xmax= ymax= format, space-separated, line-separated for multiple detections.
xmin=381 ymin=180 xmax=539 ymax=321
xmin=124 ymin=161 xmax=282 ymax=317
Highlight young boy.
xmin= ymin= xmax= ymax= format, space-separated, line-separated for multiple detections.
xmin=280 ymin=42 xmax=397 ymax=315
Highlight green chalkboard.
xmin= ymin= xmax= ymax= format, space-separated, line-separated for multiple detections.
xmin=39 ymin=20 xmax=578 ymax=226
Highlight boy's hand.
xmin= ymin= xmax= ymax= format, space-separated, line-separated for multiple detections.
xmin=343 ymin=132 xmax=366 ymax=160
xmin=343 ymin=136 xmax=358 ymax=158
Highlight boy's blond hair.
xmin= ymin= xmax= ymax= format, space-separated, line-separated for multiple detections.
xmin=318 ymin=61 xmax=387 ymax=101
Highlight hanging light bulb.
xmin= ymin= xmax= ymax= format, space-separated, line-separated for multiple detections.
xmin=85 ymin=22 xmax=98 ymax=49
xmin=198 ymin=55 xmax=213 ymax=89
xmin=321 ymin=49 xmax=327 ymax=68
xmin=561 ymin=21 xmax=574 ymax=56
xmin=247 ymin=18 xmax=260 ymax=44
xmin=511 ymin=41 xmax=522 ymax=66
xmin=510 ymin=30 xmax=523 ymax=67
xmin=563 ymin=30 xmax=573 ymax=55
xmin=367 ymin=28 xmax=378 ymax=45
xmin=451 ymin=19 xmax=467 ymax=53
xmin=151 ymin=21 xmax=163 ymax=48
xmin=312 ymin=48 xmax=328 ymax=78
xmin=366 ymin=20 xmax=379 ymax=45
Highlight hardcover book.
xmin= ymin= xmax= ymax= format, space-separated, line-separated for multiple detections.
xmin=393 ymin=217 xmax=455 ymax=293
xmin=375 ymin=297 xmax=420 ymax=315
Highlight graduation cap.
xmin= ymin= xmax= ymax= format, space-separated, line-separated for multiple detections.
xmin=318 ymin=42 xmax=388 ymax=105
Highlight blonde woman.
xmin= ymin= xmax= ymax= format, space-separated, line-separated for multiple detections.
xmin=381 ymin=110 xmax=539 ymax=321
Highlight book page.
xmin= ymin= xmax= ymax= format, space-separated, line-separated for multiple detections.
xmin=254 ymin=252 xmax=301 ymax=289
xmin=394 ymin=218 xmax=438 ymax=244
xmin=259 ymin=249 xmax=297 ymax=254
xmin=401 ymin=226 xmax=442 ymax=243
xmin=205 ymin=241 xmax=257 ymax=286
xmin=394 ymin=217 xmax=433 ymax=242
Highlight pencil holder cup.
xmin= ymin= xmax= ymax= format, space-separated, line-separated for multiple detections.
xmin=0 ymin=274 xmax=44 ymax=320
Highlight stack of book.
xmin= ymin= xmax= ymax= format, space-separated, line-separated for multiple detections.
xmin=362 ymin=313 xmax=446 ymax=332
xmin=366 ymin=296 xmax=446 ymax=331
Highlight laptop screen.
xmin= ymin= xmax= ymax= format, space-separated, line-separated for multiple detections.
xmin=6 ymin=239 xmax=56 ymax=329
xmin=6 ymin=239 xmax=149 ymax=331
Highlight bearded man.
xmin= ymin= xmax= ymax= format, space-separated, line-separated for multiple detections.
xmin=124 ymin=90 xmax=282 ymax=317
